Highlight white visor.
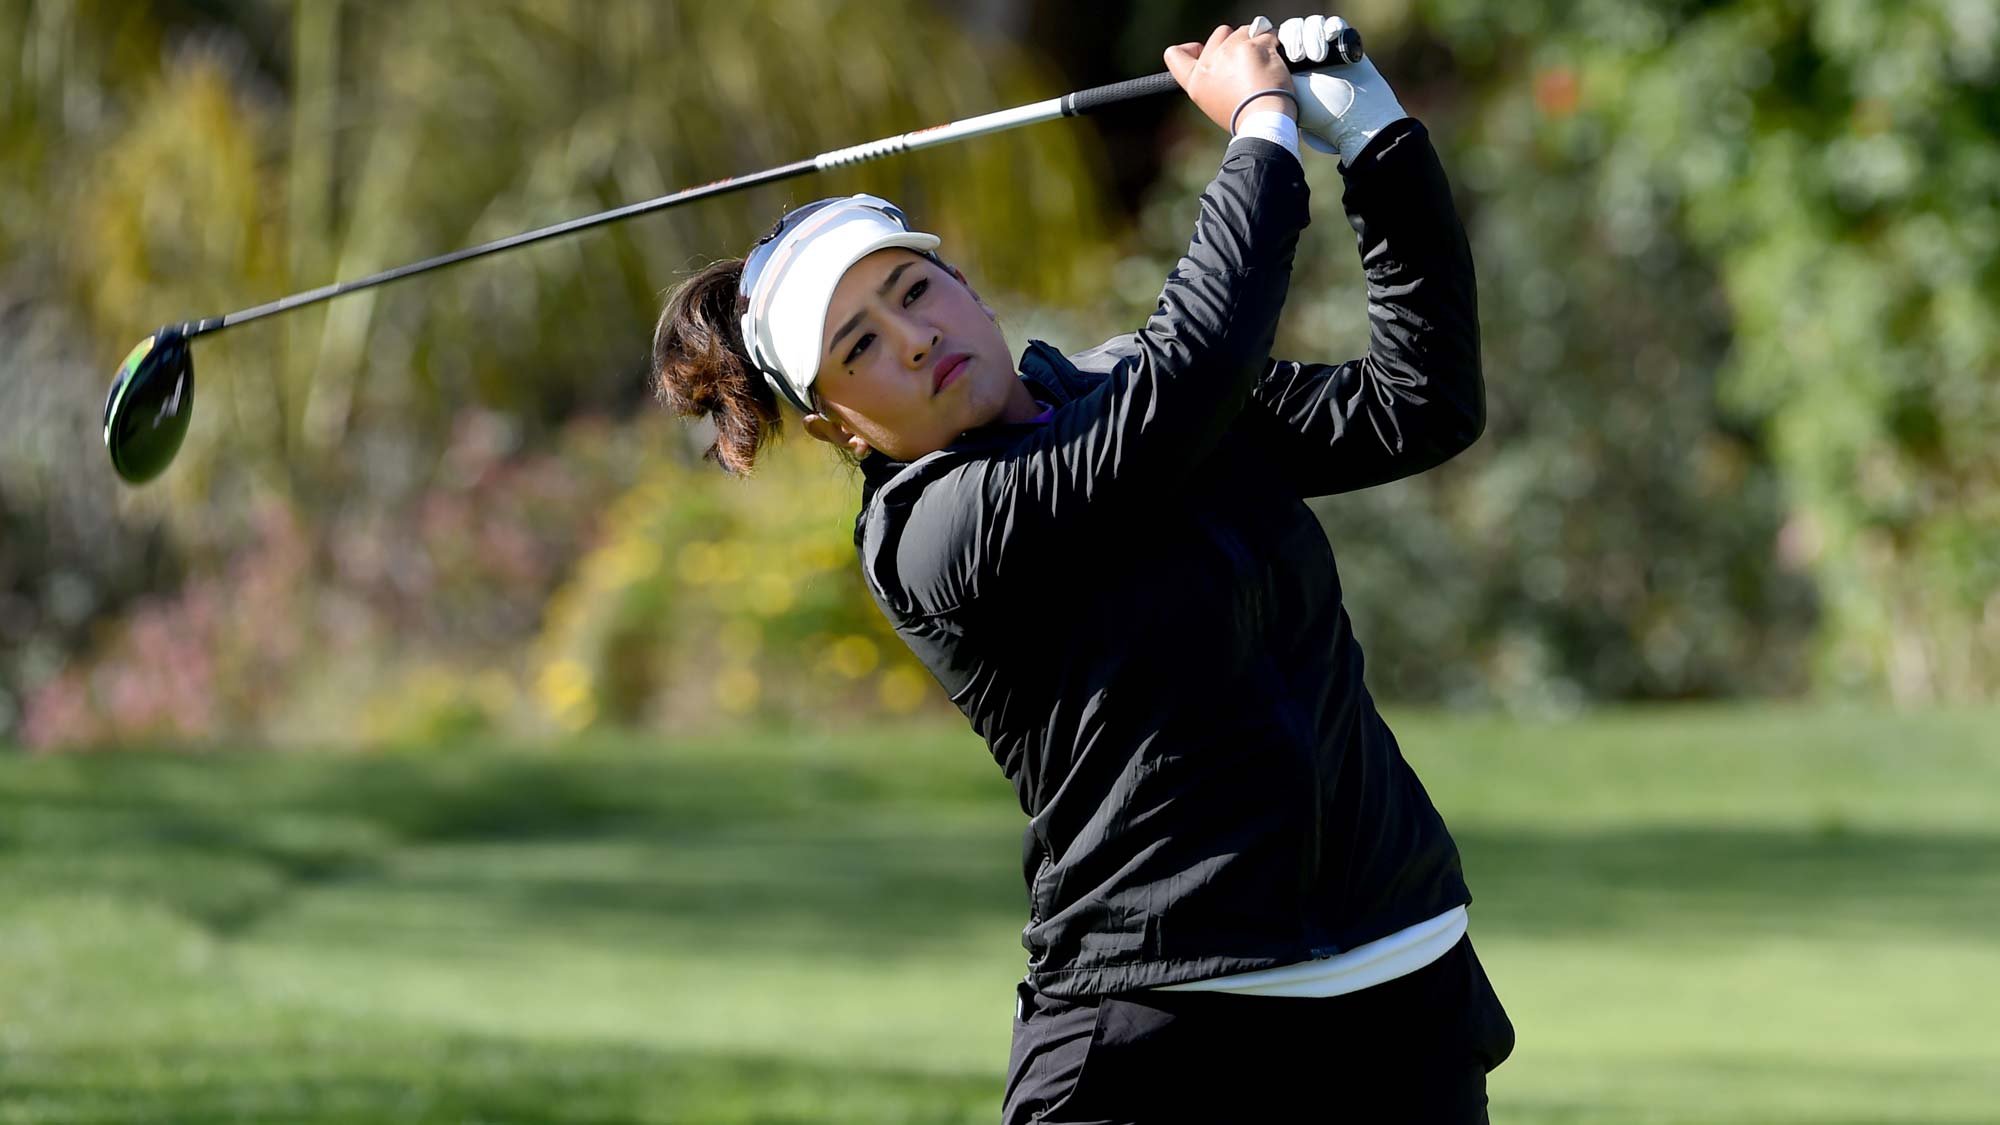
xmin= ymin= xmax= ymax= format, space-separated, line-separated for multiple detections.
xmin=737 ymin=194 xmax=941 ymax=412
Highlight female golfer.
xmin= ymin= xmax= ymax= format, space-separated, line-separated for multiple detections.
xmin=652 ymin=16 xmax=1512 ymax=1122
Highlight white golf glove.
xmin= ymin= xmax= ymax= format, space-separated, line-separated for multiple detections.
xmin=1273 ymin=14 xmax=1407 ymax=165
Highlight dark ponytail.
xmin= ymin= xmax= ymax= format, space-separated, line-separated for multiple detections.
xmin=651 ymin=259 xmax=783 ymax=475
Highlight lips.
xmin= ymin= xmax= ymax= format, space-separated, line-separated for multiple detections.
xmin=932 ymin=353 xmax=969 ymax=394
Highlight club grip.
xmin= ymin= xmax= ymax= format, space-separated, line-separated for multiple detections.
xmin=1062 ymin=27 xmax=1364 ymax=117
xmin=1063 ymin=71 xmax=1182 ymax=116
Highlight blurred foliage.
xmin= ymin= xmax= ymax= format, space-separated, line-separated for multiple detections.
xmin=1112 ymin=138 xmax=1818 ymax=707
xmin=5 ymin=0 xmax=1112 ymax=497
xmin=1104 ymin=0 xmax=1996 ymax=706
xmin=1 ymin=0 xmax=1104 ymax=747
xmin=1109 ymin=41 xmax=1813 ymax=706
xmin=1404 ymin=0 xmax=2000 ymax=698
xmin=531 ymin=437 xmax=941 ymax=736
xmin=20 ymin=411 xmax=655 ymax=748
xmin=5 ymin=0 xmax=1997 ymax=750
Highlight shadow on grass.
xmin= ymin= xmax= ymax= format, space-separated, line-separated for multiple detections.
xmin=1495 ymin=1050 xmax=2000 ymax=1124
xmin=259 ymin=819 xmax=1029 ymax=959
xmin=244 ymin=820 xmax=2000 ymax=968
xmin=6 ymin=751 xmax=1997 ymax=952
xmin=1455 ymin=825 xmax=2000 ymax=942
xmin=0 ymin=1036 xmax=999 ymax=1124
xmin=0 ymin=752 xmax=773 ymax=846
xmin=0 ymin=747 xmax=1009 ymax=944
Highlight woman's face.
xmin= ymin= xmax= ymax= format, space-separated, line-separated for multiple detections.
xmin=804 ymin=248 xmax=1035 ymax=462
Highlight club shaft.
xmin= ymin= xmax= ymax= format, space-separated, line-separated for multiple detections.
xmin=191 ymin=39 xmax=1359 ymax=338
xmin=210 ymin=157 xmax=818 ymax=335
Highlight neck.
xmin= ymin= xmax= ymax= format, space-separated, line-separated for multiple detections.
xmin=995 ymin=375 xmax=1044 ymax=424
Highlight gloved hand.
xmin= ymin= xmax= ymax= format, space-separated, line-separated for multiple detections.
xmin=1273 ymin=14 xmax=1406 ymax=165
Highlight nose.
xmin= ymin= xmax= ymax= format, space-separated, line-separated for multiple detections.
xmin=890 ymin=313 xmax=938 ymax=369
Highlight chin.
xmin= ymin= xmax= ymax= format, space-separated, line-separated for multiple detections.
xmin=961 ymin=397 xmax=1004 ymax=436
xmin=967 ymin=369 xmax=1011 ymax=419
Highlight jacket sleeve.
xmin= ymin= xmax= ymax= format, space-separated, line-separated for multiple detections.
xmin=1236 ymin=118 xmax=1484 ymax=498
xmin=879 ymin=139 xmax=1310 ymax=613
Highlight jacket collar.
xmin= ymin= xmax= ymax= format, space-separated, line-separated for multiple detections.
xmin=857 ymin=339 xmax=1079 ymax=495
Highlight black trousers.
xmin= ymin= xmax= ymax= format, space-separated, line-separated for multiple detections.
xmin=1002 ymin=935 xmax=1514 ymax=1124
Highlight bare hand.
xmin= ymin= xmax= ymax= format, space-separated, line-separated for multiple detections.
xmin=1163 ymin=21 xmax=1296 ymax=134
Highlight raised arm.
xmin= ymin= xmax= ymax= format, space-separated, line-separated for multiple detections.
xmin=864 ymin=25 xmax=1310 ymax=615
xmin=868 ymin=138 xmax=1308 ymax=614
xmin=1239 ymin=117 xmax=1484 ymax=497
xmin=997 ymin=21 xmax=1310 ymax=504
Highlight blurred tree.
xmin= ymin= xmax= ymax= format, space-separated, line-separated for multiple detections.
xmin=53 ymin=0 xmax=1114 ymax=510
xmin=1089 ymin=0 xmax=1995 ymax=704
xmin=3 ymin=0 xmax=1113 ymax=746
xmin=8 ymin=0 xmax=1995 ymax=749
xmin=1 ymin=0 xmax=195 ymax=742
xmin=1109 ymin=101 xmax=1816 ymax=707
xmin=1416 ymin=0 xmax=1999 ymax=698
xmin=1055 ymin=2 xmax=1804 ymax=706
xmin=530 ymin=433 xmax=943 ymax=736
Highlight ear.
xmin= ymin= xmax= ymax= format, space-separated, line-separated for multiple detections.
xmin=944 ymin=262 xmax=998 ymax=322
xmin=801 ymin=411 xmax=875 ymax=460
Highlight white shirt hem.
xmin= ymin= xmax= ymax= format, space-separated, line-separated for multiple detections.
xmin=1148 ymin=905 xmax=1469 ymax=998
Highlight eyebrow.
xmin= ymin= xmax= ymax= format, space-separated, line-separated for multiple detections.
xmin=828 ymin=261 xmax=917 ymax=356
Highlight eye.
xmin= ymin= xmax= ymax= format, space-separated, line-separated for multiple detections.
xmin=841 ymin=277 xmax=928 ymax=364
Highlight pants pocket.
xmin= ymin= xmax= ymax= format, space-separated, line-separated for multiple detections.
xmin=1004 ymin=982 xmax=1107 ymax=1125
xmin=1058 ymin=991 xmax=1208 ymax=1121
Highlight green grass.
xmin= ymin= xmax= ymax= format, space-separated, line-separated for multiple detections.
xmin=2 ymin=705 xmax=1996 ymax=1122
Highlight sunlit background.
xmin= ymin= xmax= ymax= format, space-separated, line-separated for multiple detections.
xmin=2 ymin=1 xmax=1996 ymax=1121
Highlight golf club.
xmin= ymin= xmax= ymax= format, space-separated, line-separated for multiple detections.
xmin=102 ymin=23 xmax=1362 ymax=484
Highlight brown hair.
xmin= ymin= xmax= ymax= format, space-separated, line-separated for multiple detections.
xmin=651 ymin=258 xmax=783 ymax=475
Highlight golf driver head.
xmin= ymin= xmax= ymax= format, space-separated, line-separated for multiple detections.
xmin=103 ymin=326 xmax=194 ymax=485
